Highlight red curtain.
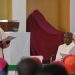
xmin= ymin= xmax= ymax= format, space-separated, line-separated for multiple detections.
xmin=26 ymin=10 xmax=64 ymax=63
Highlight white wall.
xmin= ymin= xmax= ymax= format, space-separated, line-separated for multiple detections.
xmin=12 ymin=0 xmax=26 ymax=32
xmin=70 ymin=0 xmax=75 ymax=33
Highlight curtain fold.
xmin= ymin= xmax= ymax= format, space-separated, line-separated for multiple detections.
xmin=27 ymin=10 xmax=64 ymax=63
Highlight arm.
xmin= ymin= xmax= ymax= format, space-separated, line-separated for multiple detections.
xmin=0 ymin=40 xmax=10 ymax=58
xmin=55 ymin=45 xmax=63 ymax=61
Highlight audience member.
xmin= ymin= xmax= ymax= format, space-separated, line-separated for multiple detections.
xmin=0 ymin=58 xmax=8 ymax=75
xmin=63 ymin=55 xmax=75 ymax=75
xmin=36 ymin=63 xmax=68 ymax=75
xmin=0 ymin=70 xmax=6 ymax=75
xmin=17 ymin=58 xmax=41 ymax=75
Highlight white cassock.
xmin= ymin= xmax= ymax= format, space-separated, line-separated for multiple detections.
xmin=55 ymin=42 xmax=75 ymax=61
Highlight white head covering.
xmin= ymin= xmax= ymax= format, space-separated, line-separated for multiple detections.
xmin=73 ymin=32 xmax=75 ymax=34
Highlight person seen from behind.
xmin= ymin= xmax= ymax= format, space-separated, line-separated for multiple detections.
xmin=17 ymin=57 xmax=42 ymax=75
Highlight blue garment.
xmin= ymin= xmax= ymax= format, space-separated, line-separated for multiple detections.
xmin=0 ymin=70 xmax=6 ymax=75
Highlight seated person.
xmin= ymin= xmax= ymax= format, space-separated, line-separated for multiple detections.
xmin=55 ymin=32 xmax=74 ymax=61
xmin=17 ymin=57 xmax=41 ymax=75
xmin=36 ymin=64 xmax=68 ymax=75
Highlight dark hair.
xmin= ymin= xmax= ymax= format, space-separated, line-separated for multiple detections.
xmin=47 ymin=64 xmax=68 ymax=75
xmin=65 ymin=32 xmax=73 ymax=37
xmin=36 ymin=64 xmax=68 ymax=75
xmin=64 ymin=32 xmax=73 ymax=45
xmin=17 ymin=58 xmax=41 ymax=75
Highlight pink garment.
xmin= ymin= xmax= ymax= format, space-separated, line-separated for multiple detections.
xmin=0 ymin=58 xmax=6 ymax=70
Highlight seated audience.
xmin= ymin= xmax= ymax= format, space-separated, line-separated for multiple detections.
xmin=17 ymin=57 xmax=42 ymax=75
xmin=36 ymin=63 xmax=68 ymax=75
xmin=0 ymin=70 xmax=6 ymax=75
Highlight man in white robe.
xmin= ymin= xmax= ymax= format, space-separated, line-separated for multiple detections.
xmin=55 ymin=32 xmax=74 ymax=61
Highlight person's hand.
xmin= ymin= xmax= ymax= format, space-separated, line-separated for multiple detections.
xmin=2 ymin=40 xmax=10 ymax=48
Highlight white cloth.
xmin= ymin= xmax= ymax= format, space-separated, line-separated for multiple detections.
xmin=55 ymin=42 xmax=75 ymax=61
xmin=69 ymin=45 xmax=75 ymax=54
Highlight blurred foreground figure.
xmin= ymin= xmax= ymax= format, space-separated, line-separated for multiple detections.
xmin=63 ymin=55 xmax=75 ymax=75
xmin=0 ymin=58 xmax=8 ymax=75
xmin=17 ymin=58 xmax=41 ymax=75
xmin=36 ymin=63 xmax=68 ymax=75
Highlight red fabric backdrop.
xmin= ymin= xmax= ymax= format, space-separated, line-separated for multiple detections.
xmin=26 ymin=10 xmax=64 ymax=63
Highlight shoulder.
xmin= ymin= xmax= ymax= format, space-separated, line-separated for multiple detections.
xmin=57 ymin=44 xmax=66 ymax=52
xmin=58 ymin=44 xmax=66 ymax=48
xmin=69 ymin=42 xmax=74 ymax=46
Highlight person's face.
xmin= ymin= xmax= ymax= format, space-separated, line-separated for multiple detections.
xmin=64 ymin=34 xmax=72 ymax=45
